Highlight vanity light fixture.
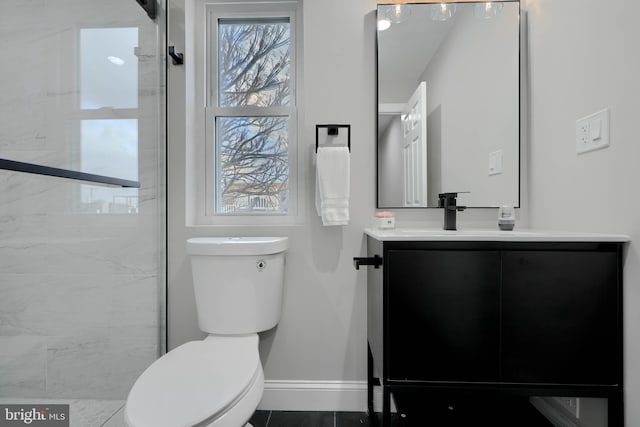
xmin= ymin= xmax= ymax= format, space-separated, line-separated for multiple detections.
xmin=430 ymin=3 xmax=456 ymax=21
xmin=379 ymin=2 xmax=411 ymax=25
xmin=388 ymin=3 xmax=411 ymax=23
xmin=474 ymin=2 xmax=504 ymax=19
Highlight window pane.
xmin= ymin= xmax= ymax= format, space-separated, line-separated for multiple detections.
xmin=79 ymin=119 xmax=138 ymax=214
xmin=216 ymin=117 xmax=288 ymax=214
xmin=80 ymin=27 xmax=139 ymax=109
xmin=218 ymin=19 xmax=291 ymax=107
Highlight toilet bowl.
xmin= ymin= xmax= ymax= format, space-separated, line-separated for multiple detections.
xmin=125 ymin=335 xmax=263 ymax=427
xmin=124 ymin=237 xmax=288 ymax=427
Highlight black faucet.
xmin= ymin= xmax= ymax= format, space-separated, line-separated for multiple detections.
xmin=438 ymin=192 xmax=467 ymax=231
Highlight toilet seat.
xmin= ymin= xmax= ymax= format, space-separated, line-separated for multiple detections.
xmin=125 ymin=335 xmax=261 ymax=427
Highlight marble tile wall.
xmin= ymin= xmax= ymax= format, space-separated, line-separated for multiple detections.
xmin=0 ymin=0 xmax=165 ymax=399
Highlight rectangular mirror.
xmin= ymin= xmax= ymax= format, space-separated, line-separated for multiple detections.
xmin=377 ymin=1 xmax=520 ymax=208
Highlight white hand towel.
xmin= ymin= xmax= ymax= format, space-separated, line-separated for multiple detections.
xmin=315 ymin=146 xmax=350 ymax=226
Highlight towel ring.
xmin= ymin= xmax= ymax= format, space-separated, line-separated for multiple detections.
xmin=315 ymin=124 xmax=351 ymax=153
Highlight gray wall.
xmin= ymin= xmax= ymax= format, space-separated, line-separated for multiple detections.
xmin=526 ymin=0 xmax=640 ymax=424
xmin=421 ymin=5 xmax=519 ymax=207
xmin=168 ymin=0 xmax=378 ymax=389
xmin=378 ymin=115 xmax=404 ymax=207
xmin=168 ymin=0 xmax=523 ymax=411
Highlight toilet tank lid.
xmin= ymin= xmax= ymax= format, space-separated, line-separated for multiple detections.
xmin=187 ymin=237 xmax=288 ymax=256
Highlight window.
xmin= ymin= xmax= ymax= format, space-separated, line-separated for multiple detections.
xmin=77 ymin=27 xmax=140 ymax=214
xmin=203 ymin=2 xmax=300 ymax=220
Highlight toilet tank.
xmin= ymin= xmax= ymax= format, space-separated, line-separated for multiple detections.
xmin=186 ymin=237 xmax=288 ymax=335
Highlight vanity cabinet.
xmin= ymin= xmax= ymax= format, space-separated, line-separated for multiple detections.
xmin=365 ymin=236 xmax=624 ymax=426
xmin=501 ymin=250 xmax=619 ymax=385
xmin=388 ymin=249 xmax=501 ymax=382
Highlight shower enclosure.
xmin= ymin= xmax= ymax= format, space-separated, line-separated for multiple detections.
xmin=0 ymin=1 xmax=166 ymax=425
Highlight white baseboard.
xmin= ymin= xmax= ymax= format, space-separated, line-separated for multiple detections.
xmin=258 ymin=380 xmax=368 ymax=412
xmin=258 ymin=381 xmax=398 ymax=413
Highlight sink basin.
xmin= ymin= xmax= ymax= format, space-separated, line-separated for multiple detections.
xmin=394 ymin=228 xmax=539 ymax=236
xmin=365 ymin=228 xmax=629 ymax=242
xmin=396 ymin=228 xmax=494 ymax=235
xmin=393 ymin=228 xmax=539 ymax=239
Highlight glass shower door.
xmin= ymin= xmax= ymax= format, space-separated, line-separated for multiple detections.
xmin=0 ymin=1 xmax=166 ymax=425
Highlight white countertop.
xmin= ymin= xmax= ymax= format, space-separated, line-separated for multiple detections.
xmin=365 ymin=228 xmax=630 ymax=242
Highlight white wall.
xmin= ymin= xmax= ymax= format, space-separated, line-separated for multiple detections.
xmin=422 ymin=6 xmax=519 ymax=207
xmin=526 ymin=0 xmax=640 ymax=424
xmin=168 ymin=0 xmax=378 ymax=409
xmin=378 ymin=115 xmax=404 ymax=207
xmin=168 ymin=0 xmax=526 ymax=410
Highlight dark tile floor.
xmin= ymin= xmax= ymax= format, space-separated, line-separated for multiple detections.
xmin=249 ymin=401 xmax=552 ymax=427
xmin=248 ymin=411 xmax=401 ymax=427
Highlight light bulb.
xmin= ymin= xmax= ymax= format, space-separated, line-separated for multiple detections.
xmin=430 ymin=3 xmax=456 ymax=21
xmin=475 ymin=2 xmax=504 ymax=19
xmin=380 ymin=3 xmax=410 ymax=24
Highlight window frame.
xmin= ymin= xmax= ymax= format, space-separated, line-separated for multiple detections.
xmin=196 ymin=0 xmax=302 ymax=224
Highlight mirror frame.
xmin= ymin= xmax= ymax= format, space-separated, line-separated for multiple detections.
xmin=375 ymin=0 xmax=522 ymax=209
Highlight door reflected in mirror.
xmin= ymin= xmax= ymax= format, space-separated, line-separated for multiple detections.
xmin=377 ymin=1 xmax=520 ymax=208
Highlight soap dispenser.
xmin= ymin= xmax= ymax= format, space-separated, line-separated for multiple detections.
xmin=498 ymin=205 xmax=515 ymax=230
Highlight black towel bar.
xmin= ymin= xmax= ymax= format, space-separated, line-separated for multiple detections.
xmin=353 ymin=255 xmax=383 ymax=270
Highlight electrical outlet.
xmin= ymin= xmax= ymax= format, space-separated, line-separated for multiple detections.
xmin=576 ymin=109 xmax=610 ymax=154
xmin=577 ymin=122 xmax=589 ymax=145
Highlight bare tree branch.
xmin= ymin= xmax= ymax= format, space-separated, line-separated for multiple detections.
xmin=216 ymin=20 xmax=292 ymax=212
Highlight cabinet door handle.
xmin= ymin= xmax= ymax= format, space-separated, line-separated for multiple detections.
xmin=353 ymin=255 xmax=383 ymax=270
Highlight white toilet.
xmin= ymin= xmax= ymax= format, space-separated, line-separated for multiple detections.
xmin=124 ymin=236 xmax=288 ymax=427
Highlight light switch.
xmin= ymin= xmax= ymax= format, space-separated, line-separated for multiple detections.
xmin=590 ymin=118 xmax=602 ymax=140
xmin=488 ymin=150 xmax=503 ymax=176
xmin=576 ymin=109 xmax=609 ymax=154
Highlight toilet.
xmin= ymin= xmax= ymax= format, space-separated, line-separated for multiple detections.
xmin=124 ymin=237 xmax=288 ymax=427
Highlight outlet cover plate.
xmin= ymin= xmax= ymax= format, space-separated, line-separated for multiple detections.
xmin=576 ymin=108 xmax=610 ymax=154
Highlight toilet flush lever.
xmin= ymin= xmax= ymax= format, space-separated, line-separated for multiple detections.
xmin=353 ymin=255 xmax=383 ymax=270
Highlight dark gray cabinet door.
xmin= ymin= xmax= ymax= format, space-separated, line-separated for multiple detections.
xmin=501 ymin=250 xmax=619 ymax=385
xmin=387 ymin=250 xmax=501 ymax=382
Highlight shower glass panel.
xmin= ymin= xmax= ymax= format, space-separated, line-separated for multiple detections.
xmin=0 ymin=1 xmax=166 ymax=425
xmin=80 ymin=27 xmax=140 ymax=110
